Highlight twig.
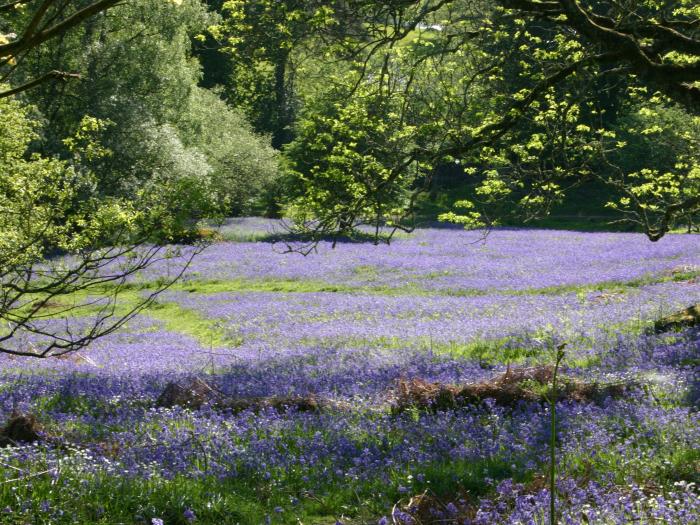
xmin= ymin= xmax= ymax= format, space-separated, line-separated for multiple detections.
xmin=1 ymin=467 xmax=57 ymax=485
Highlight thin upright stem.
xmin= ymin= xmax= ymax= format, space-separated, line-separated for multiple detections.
xmin=550 ymin=345 xmax=565 ymax=525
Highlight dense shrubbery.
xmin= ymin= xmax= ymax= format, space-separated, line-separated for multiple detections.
xmin=0 ymin=96 xmax=136 ymax=258
xmin=13 ymin=0 xmax=280 ymax=228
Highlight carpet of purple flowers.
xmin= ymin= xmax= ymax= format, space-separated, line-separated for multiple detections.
xmin=0 ymin=220 xmax=698 ymax=524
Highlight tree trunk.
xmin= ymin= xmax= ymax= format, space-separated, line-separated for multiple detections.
xmin=272 ymin=53 xmax=291 ymax=149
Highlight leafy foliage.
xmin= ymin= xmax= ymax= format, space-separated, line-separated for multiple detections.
xmin=13 ymin=0 xmax=280 ymax=227
xmin=277 ymin=0 xmax=700 ymax=240
xmin=0 ymin=96 xmax=199 ymax=357
xmin=1 ymin=0 xmax=699 ymax=358
xmin=284 ymin=81 xmax=426 ymax=240
xmin=214 ymin=0 xmax=335 ymax=147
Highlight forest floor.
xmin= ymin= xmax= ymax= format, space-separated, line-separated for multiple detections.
xmin=0 ymin=219 xmax=698 ymax=524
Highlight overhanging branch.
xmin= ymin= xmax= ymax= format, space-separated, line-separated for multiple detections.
xmin=0 ymin=0 xmax=121 ymax=58
xmin=0 ymin=70 xmax=80 ymax=98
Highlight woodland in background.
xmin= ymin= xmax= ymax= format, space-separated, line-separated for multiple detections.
xmin=0 ymin=0 xmax=699 ymax=354
xmin=2 ymin=0 xmax=699 ymax=237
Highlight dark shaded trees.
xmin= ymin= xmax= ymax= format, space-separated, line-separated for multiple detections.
xmin=213 ymin=0 xmax=336 ymax=148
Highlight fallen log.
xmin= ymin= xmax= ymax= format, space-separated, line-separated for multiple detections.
xmin=0 ymin=413 xmax=43 ymax=447
xmin=391 ymin=366 xmax=634 ymax=412
xmin=654 ymin=304 xmax=700 ymax=333
xmin=156 ymin=377 xmax=332 ymax=413
xmin=156 ymin=377 xmax=222 ymax=410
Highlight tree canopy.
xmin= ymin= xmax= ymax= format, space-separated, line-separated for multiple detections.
xmin=274 ymin=0 xmax=700 ymax=242
xmin=0 ymin=0 xmax=698 ymax=355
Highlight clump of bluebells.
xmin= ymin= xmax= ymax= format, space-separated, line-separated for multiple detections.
xmin=168 ymin=220 xmax=700 ymax=292
xmin=392 ymin=479 xmax=700 ymax=524
xmin=0 ymin=226 xmax=697 ymax=524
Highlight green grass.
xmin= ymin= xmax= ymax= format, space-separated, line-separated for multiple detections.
xmin=146 ymin=300 xmax=243 ymax=348
xmin=0 ymin=450 xmax=526 ymax=525
xmin=17 ymin=268 xmax=689 ymax=360
xmin=218 ymin=230 xmax=283 ymax=243
xmin=172 ymin=278 xmax=360 ymax=295
xmin=564 ymin=423 xmax=700 ymax=487
xmin=17 ymin=259 xmax=696 ymax=327
xmin=3 ymin=430 xmax=692 ymax=525
xmin=295 ymin=332 xmax=609 ymax=370
xmin=163 ymin=266 xmax=700 ymax=299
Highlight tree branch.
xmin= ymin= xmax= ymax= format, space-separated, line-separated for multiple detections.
xmin=444 ymin=52 xmax=621 ymax=156
xmin=0 ymin=69 xmax=79 ymax=98
xmin=497 ymin=0 xmax=700 ymax=113
xmin=0 ymin=0 xmax=121 ymax=58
